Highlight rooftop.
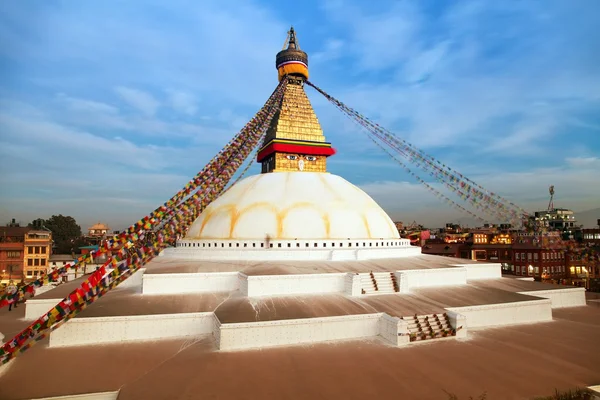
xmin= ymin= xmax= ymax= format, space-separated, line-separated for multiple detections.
xmin=1 ymin=300 xmax=598 ymax=400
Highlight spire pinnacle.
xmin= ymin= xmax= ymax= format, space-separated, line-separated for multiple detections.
xmin=282 ymin=26 xmax=300 ymax=50
xmin=276 ymin=26 xmax=309 ymax=82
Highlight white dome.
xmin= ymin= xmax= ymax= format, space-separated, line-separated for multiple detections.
xmin=185 ymin=172 xmax=399 ymax=240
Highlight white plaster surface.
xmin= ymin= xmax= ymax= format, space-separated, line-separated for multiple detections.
xmin=396 ymin=267 xmax=467 ymax=293
xmin=379 ymin=313 xmax=410 ymax=346
xmin=446 ymin=299 xmax=552 ymax=329
xmin=185 ymin=172 xmax=400 ymax=241
xmin=217 ymin=313 xmax=384 ymax=350
xmin=168 ymin=239 xmax=418 ymax=261
xmin=142 ymin=272 xmax=239 ymax=295
xmin=30 ymin=392 xmax=120 ymax=400
xmin=49 ymin=312 xmax=214 ymax=347
xmin=462 ymin=263 xmax=502 ymax=280
xmin=117 ymin=268 xmax=145 ymax=290
xmin=445 ymin=311 xmax=468 ymax=338
xmin=244 ymin=273 xmax=346 ymax=297
xmin=519 ymin=287 xmax=587 ymax=308
xmin=25 ymin=298 xmax=62 ymax=320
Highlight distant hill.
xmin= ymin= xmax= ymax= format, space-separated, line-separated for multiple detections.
xmin=576 ymin=208 xmax=600 ymax=228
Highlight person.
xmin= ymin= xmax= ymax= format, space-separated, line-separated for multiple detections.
xmin=6 ymin=280 xmax=18 ymax=311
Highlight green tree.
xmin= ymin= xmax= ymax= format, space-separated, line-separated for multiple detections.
xmin=30 ymin=215 xmax=82 ymax=254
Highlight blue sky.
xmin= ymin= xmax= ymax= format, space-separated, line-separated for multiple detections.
xmin=1 ymin=0 xmax=599 ymax=230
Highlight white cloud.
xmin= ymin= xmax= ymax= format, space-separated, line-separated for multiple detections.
xmin=56 ymin=93 xmax=119 ymax=114
xmin=114 ymin=86 xmax=160 ymax=116
xmin=565 ymin=157 xmax=600 ymax=169
xmin=167 ymin=90 xmax=198 ymax=115
xmin=359 ymin=159 xmax=600 ymax=227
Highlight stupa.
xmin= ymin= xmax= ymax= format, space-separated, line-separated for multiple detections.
xmin=0 ymin=28 xmax=598 ymax=400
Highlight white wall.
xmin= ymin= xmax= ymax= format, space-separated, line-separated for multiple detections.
xmin=25 ymin=298 xmax=61 ymax=320
xmin=345 ymin=273 xmax=361 ymax=296
xmin=445 ymin=310 xmax=468 ymax=338
xmin=30 ymin=391 xmax=120 ymax=400
xmin=166 ymin=238 xmax=417 ymax=262
xmin=460 ymin=263 xmax=502 ymax=280
xmin=217 ymin=313 xmax=384 ymax=351
xmin=49 ymin=312 xmax=215 ymax=347
xmin=519 ymin=287 xmax=586 ymax=308
xmin=116 ymin=268 xmax=145 ymax=290
xmin=446 ymin=299 xmax=552 ymax=329
xmin=379 ymin=313 xmax=410 ymax=346
xmin=242 ymin=273 xmax=346 ymax=297
xmin=142 ymin=272 xmax=239 ymax=295
xmin=395 ymin=267 xmax=467 ymax=293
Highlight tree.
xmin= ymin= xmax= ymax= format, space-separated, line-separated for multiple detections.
xmin=30 ymin=215 xmax=82 ymax=254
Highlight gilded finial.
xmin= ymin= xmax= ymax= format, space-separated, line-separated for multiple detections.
xmin=276 ymin=26 xmax=309 ymax=82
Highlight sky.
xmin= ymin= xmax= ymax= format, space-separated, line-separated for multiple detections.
xmin=1 ymin=0 xmax=599 ymax=230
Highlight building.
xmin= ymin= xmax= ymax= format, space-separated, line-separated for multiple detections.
xmin=582 ymin=227 xmax=600 ymax=245
xmin=0 ymin=220 xmax=30 ymax=283
xmin=530 ymin=208 xmax=581 ymax=240
xmin=1 ymin=27 xmax=598 ymax=400
xmin=85 ymin=222 xmax=111 ymax=245
xmin=511 ymin=236 xmax=567 ymax=281
xmin=23 ymin=229 xmax=52 ymax=281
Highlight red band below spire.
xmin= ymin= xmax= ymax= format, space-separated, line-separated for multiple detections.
xmin=257 ymin=143 xmax=336 ymax=162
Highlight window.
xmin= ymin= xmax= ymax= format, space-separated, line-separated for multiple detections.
xmin=35 ymin=246 xmax=40 ymax=254
xmin=534 ymin=253 xmax=538 ymax=261
xmin=516 ymin=253 xmax=520 ymax=261
xmin=527 ymin=253 xmax=532 ymax=261
xmin=34 ymin=259 xmax=40 ymax=266
xmin=6 ymin=251 xmax=20 ymax=258
xmin=28 ymin=247 xmax=34 ymax=254
xmin=26 ymin=271 xmax=33 ymax=277
xmin=27 ymin=259 xmax=33 ymax=266
xmin=41 ymin=246 xmax=46 ymax=254
xmin=41 ymin=259 xmax=46 ymax=266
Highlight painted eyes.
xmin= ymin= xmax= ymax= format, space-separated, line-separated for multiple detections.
xmin=285 ymin=155 xmax=317 ymax=161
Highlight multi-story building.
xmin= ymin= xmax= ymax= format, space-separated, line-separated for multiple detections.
xmin=582 ymin=227 xmax=600 ymax=245
xmin=23 ymin=229 xmax=52 ymax=281
xmin=0 ymin=220 xmax=30 ymax=283
xmin=511 ymin=240 xmax=567 ymax=281
xmin=530 ymin=208 xmax=581 ymax=240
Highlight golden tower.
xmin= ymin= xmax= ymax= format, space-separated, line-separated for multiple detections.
xmin=257 ymin=27 xmax=336 ymax=173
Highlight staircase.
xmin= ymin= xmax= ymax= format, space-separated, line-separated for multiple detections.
xmin=359 ymin=272 xmax=398 ymax=295
xmin=360 ymin=273 xmax=377 ymax=294
xmin=402 ymin=313 xmax=457 ymax=342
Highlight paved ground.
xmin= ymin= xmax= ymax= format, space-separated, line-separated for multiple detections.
xmin=2 ymin=307 xmax=597 ymax=400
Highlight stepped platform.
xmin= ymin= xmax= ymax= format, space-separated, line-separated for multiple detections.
xmin=142 ymin=253 xmax=481 ymax=275
xmin=1 ymin=307 xmax=599 ymax=400
xmin=1 ymin=255 xmax=591 ymax=399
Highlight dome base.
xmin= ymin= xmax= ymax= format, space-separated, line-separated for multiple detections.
xmin=169 ymin=238 xmax=418 ymax=261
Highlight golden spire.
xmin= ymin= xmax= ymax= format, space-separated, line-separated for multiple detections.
xmin=276 ymin=26 xmax=309 ymax=82
xmin=257 ymin=27 xmax=335 ymax=173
